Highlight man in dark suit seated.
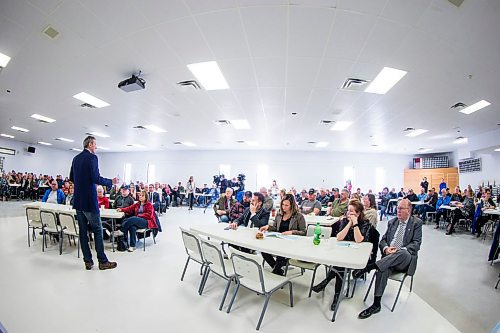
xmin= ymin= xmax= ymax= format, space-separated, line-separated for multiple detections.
xmin=229 ymin=192 xmax=270 ymax=229
xmin=356 ymin=199 xmax=422 ymax=319
xmin=147 ymin=184 xmax=161 ymax=213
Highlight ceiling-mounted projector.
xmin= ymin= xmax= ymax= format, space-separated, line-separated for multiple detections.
xmin=118 ymin=73 xmax=145 ymax=92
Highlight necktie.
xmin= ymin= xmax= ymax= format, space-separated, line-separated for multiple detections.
xmin=150 ymin=193 xmax=153 ymax=202
xmin=391 ymin=221 xmax=406 ymax=250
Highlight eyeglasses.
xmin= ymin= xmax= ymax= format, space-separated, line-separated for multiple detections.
xmin=396 ymin=207 xmax=409 ymax=211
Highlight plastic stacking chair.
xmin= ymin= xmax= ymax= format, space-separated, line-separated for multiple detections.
xmin=287 ymin=225 xmax=332 ymax=297
xmin=199 ymin=239 xmax=236 ymax=310
xmin=180 ymin=228 xmax=206 ymax=293
xmin=58 ymin=212 xmax=79 ymax=258
xmin=364 ymin=259 xmax=417 ymax=312
xmin=26 ymin=207 xmax=43 ymax=247
xmin=227 ymin=248 xmax=295 ymax=331
xmin=40 ymin=209 xmax=63 ymax=253
xmin=136 ymin=227 xmax=157 ymax=251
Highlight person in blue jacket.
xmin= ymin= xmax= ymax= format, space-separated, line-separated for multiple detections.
xmin=70 ymin=136 xmax=119 ymax=271
xmin=439 ymin=178 xmax=447 ymax=192
xmin=434 ymin=188 xmax=451 ymax=228
xmin=41 ymin=180 xmax=65 ymax=204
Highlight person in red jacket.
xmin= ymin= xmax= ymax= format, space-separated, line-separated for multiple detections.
xmin=97 ymin=185 xmax=110 ymax=209
xmin=117 ymin=190 xmax=157 ymax=252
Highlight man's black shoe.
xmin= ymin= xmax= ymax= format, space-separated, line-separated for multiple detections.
xmin=358 ymin=304 xmax=381 ymax=319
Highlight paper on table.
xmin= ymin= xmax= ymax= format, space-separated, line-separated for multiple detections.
xmin=264 ymin=232 xmax=299 ymax=240
xmin=336 ymin=241 xmax=359 ymax=249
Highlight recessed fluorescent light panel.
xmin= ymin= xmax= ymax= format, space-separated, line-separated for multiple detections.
xmin=405 ymin=129 xmax=428 ymax=137
xmin=230 ymin=120 xmax=251 ymax=130
xmin=181 ymin=142 xmax=196 ymax=147
xmin=89 ymin=132 xmax=110 ymax=138
xmin=316 ymin=142 xmax=329 ymax=148
xmin=0 ymin=52 xmax=11 ymax=68
xmin=459 ymin=100 xmax=491 ymax=115
xmin=418 ymin=148 xmax=432 ymax=153
xmin=71 ymin=148 xmax=82 ymax=152
xmin=495 ymin=148 xmax=500 ymax=152
xmin=187 ymin=61 xmax=229 ymax=90
xmin=246 ymin=141 xmax=259 ymax=146
xmin=98 ymin=146 xmax=110 ymax=150
xmin=73 ymin=92 xmax=110 ymax=108
xmin=11 ymin=126 xmax=29 ymax=132
xmin=144 ymin=124 xmax=167 ymax=133
xmin=56 ymin=137 xmax=74 ymax=142
xmin=1 ymin=133 xmax=14 ymax=138
xmin=330 ymin=121 xmax=352 ymax=131
xmin=365 ymin=67 xmax=408 ymax=94
xmin=38 ymin=141 xmax=52 ymax=146
xmin=31 ymin=114 xmax=56 ymax=123
xmin=453 ymin=137 xmax=468 ymax=144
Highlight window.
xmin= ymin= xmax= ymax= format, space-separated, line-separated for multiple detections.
xmin=219 ymin=164 xmax=231 ymax=179
xmin=124 ymin=163 xmax=132 ymax=184
xmin=257 ymin=164 xmax=270 ymax=189
xmin=147 ymin=164 xmax=156 ymax=184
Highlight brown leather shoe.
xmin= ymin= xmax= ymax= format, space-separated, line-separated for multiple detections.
xmin=84 ymin=261 xmax=94 ymax=270
xmin=98 ymin=261 xmax=117 ymax=270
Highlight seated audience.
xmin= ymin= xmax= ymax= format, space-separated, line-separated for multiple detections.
xmin=329 ymin=188 xmax=349 ymax=217
xmin=450 ymin=186 xmax=462 ymax=202
xmin=357 ymin=199 xmax=422 ymax=319
xmin=113 ymin=185 xmax=135 ymax=209
xmin=229 ymin=191 xmax=252 ymax=221
xmin=214 ymin=188 xmax=236 ymax=222
xmin=312 ymin=200 xmax=370 ymax=310
xmin=433 ymin=188 xmax=451 ymax=228
xmin=378 ymin=187 xmax=391 ymax=219
xmin=65 ymin=184 xmax=74 ymax=206
xmin=300 ymin=188 xmax=321 ymax=215
xmin=97 ymin=185 xmax=110 ymax=209
xmin=363 ymin=194 xmax=378 ymax=227
xmin=419 ymin=188 xmax=438 ymax=222
xmin=475 ymin=188 xmax=497 ymax=237
xmin=404 ymin=189 xmax=418 ymax=203
xmin=446 ymin=188 xmax=475 ymax=235
xmin=260 ymin=194 xmax=306 ymax=275
xmin=109 ymin=184 xmax=119 ymax=201
xmin=116 ymin=190 xmax=157 ymax=252
xmin=260 ymin=187 xmax=274 ymax=212
xmin=42 ymin=180 xmax=65 ymax=204
xmin=147 ymin=184 xmax=161 ymax=212
xmin=417 ymin=188 xmax=427 ymax=201
xmin=397 ymin=187 xmax=406 ymax=198
xmin=229 ymin=192 xmax=270 ymax=229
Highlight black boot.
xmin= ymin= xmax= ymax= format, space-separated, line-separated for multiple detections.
xmin=312 ymin=271 xmax=335 ymax=293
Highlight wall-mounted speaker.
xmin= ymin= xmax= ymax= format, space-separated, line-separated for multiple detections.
xmin=27 ymin=146 xmax=36 ymax=153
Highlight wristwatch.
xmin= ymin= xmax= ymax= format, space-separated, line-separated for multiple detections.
xmin=353 ymin=224 xmax=359 ymax=228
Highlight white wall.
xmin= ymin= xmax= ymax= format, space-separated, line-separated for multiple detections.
xmin=98 ymin=150 xmax=412 ymax=192
xmin=0 ymin=138 xmax=76 ymax=175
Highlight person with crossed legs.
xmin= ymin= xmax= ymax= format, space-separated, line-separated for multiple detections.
xmin=355 ymin=199 xmax=422 ymax=319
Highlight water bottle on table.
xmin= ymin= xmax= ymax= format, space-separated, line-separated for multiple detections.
xmin=313 ymin=222 xmax=321 ymax=245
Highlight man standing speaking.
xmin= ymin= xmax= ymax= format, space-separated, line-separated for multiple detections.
xmin=70 ymin=136 xmax=119 ymax=270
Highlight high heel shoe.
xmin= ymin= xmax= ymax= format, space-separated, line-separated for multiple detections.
xmin=312 ymin=279 xmax=329 ymax=293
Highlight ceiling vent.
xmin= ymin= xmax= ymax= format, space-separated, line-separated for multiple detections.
xmin=448 ymin=0 xmax=465 ymax=7
xmin=307 ymin=141 xmax=317 ymax=144
xmin=403 ymin=127 xmax=415 ymax=133
xmin=173 ymin=141 xmax=182 ymax=145
xmin=319 ymin=120 xmax=335 ymax=125
xmin=450 ymin=102 xmax=467 ymax=109
xmin=80 ymin=103 xmax=96 ymax=109
xmin=133 ymin=126 xmax=146 ymax=130
xmin=236 ymin=140 xmax=245 ymax=144
xmin=42 ymin=25 xmax=60 ymax=39
xmin=177 ymin=80 xmax=201 ymax=90
xmin=341 ymin=78 xmax=369 ymax=91
xmin=214 ymin=120 xmax=231 ymax=126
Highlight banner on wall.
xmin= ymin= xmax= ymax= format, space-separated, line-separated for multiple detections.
xmin=458 ymin=157 xmax=482 ymax=173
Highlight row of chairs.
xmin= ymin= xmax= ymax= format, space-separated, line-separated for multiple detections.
xmin=26 ymin=207 xmax=156 ymax=254
xmin=180 ymin=225 xmax=415 ymax=329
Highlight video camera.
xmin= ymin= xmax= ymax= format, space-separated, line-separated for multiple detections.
xmin=213 ymin=175 xmax=221 ymax=187
xmin=237 ymin=173 xmax=246 ymax=191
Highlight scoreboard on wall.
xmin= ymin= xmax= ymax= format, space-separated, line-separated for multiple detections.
xmin=458 ymin=158 xmax=482 ymax=173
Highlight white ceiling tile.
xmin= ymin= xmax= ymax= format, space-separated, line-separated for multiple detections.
xmin=218 ymin=59 xmax=258 ymax=88
xmin=288 ymin=6 xmax=335 ymax=57
xmin=195 ymin=9 xmax=250 ymax=60
xmin=27 ymin=0 xmax=63 ymax=15
xmin=240 ymin=6 xmax=287 ymax=58
xmin=357 ymin=18 xmax=412 ymax=65
xmin=233 ymin=88 xmax=262 ymax=112
xmin=381 ymin=0 xmax=432 ymax=26
xmin=306 ymin=89 xmax=335 ymax=114
xmin=286 ymin=57 xmax=321 ymax=87
xmin=156 ymin=16 xmax=214 ymax=64
xmin=285 ymin=87 xmax=311 ymax=114
xmin=253 ymin=57 xmax=286 ymax=87
xmin=184 ymin=0 xmax=237 ymax=14
xmin=325 ymin=10 xmax=377 ymax=60
xmin=290 ymin=0 xmax=338 ymax=7
xmin=330 ymin=90 xmax=359 ymax=111
xmin=209 ymin=90 xmax=241 ymax=111
xmin=0 ymin=17 xmax=32 ymax=56
xmin=131 ymin=0 xmax=190 ymax=25
xmin=315 ymin=58 xmax=354 ymax=90
xmin=260 ymin=87 xmax=285 ymax=107
xmin=337 ymin=0 xmax=388 ymax=16
xmin=237 ymin=0 xmax=288 ymax=6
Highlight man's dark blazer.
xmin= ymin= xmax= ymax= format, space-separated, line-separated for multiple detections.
xmin=235 ymin=207 xmax=270 ymax=229
xmin=70 ymin=149 xmax=112 ymax=213
xmin=379 ymin=216 xmax=423 ymax=275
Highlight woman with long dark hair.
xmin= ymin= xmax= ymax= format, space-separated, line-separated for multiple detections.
xmin=186 ymin=176 xmax=195 ymax=210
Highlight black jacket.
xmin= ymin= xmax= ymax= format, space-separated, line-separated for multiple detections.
xmin=235 ymin=207 xmax=270 ymax=228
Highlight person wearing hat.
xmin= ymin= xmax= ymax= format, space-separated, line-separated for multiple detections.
xmin=299 ymin=188 xmax=321 ymax=215
xmin=113 ymin=185 xmax=135 ymax=209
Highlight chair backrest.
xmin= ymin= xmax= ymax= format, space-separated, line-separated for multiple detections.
xmin=26 ymin=207 xmax=40 ymax=223
xmin=306 ymin=225 xmax=332 ymax=239
xmin=40 ymin=209 xmax=59 ymax=231
xmin=230 ymin=248 xmax=265 ymax=293
xmin=200 ymin=239 xmax=230 ymax=278
xmin=59 ymin=212 xmax=78 ymax=234
xmin=180 ymin=227 xmax=203 ymax=262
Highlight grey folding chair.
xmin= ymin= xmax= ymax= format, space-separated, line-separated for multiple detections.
xmin=495 ymin=273 xmax=499 ymax=289
xmin=58 ymin=212 xmax=79 ymax=258
xmin=199 ymin=239 xmax=236 ymax=310
xmin=40 ymin=209 xmax=63 ymax=253
xmin=288 ymin=225 xmax=331 ymax=297
xmin=364 ymin=270 xmax=414 ymax=312
xmin=136 ymin=227 xmax=156 ymax=251
xmin=26 ymin=207 xmax=42 ymax=247
xmin=180 ymin=227 xmax=206 ymax=293
xmin=227 ymin=248 xmax=295 ymax=331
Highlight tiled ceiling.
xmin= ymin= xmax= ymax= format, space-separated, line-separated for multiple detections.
xmin=0 ymin=0 xmax=499 ymax=153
